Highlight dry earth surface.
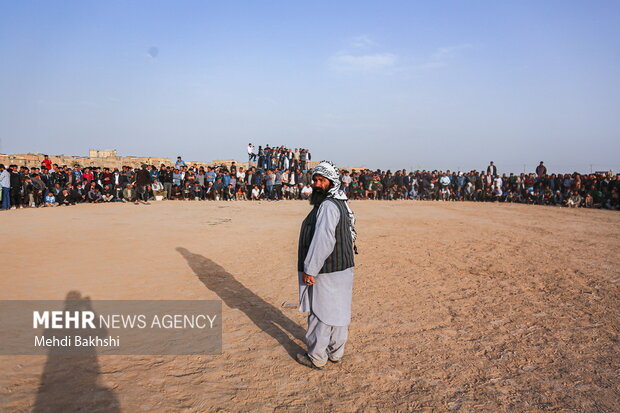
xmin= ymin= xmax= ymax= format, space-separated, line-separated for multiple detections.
xmin=0 ymin=200 xmax=619 ymax=412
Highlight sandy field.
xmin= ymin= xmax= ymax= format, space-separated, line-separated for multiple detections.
xmin=0 ymin=200 xmax=618 ymax=412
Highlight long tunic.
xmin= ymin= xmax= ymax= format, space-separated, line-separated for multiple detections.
xmin=298 ymin=199 xmax=354 ymax=327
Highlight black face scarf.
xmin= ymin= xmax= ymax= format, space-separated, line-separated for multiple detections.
xmin=309 ymin=186 xmax=329 ymax=205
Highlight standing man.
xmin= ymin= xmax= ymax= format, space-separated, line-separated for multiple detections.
xmin=296 ymin=161 xmax=357 ymax=370
xmin=247 ymin=143 xmax=256 ymax=162
xmin=10 ymin=165 xmax=22 ymax=209
xmin=160 ymin=165 xmax=173 ymax=199
xmin=300 ymin=150 xmax=308 ymax=171
xmin=135 ymin=164 xmax=152 ymax=204
xmin=42 ymin=155 xmax=52 ymax=171
xmin=486 ymin=161 xmax=497 ymax=177
xmin=0 ymin=164 xmax=11 ymax=210
xmin=175 ymin=156 xmax=187 ymax=169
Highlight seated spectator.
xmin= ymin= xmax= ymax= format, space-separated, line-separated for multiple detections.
xmin=102 ymin=185 xmax=115 ymax=202
xmin=44 ymin=192 xmax=57 ymax=207
xmin=183 ymin=181 xmax=192 ymax=200
xmin=236 ymin=186 xmax=247 ymax=200
xmin=566 ymin=190 xmax=582 ymax=208
xmin=224 ymin=184 xmax=235 ymax=201
xmin=301 ymin=184 xmax=312 ymax=200
xmin=251 ymin=185 xmax=261 ymax=200
xmin=171 ymin=184 xmax=183 ymax=200
xmin=204 ymin=182 xmax=216 ymax=200
xmin=88 ymin=187 xmax=103 ymax=203
xmin=57 ymin=189 xmax=74 ymax=206
xmin=152 ymin=179 xmax=166 ymax=200
xmin=123 ymin=184 xmax=136 ymax=203
xmin=192 ymin=181 xmax=203 ymax=200
xmin=71 ymin=184 xmax=87 ymax=204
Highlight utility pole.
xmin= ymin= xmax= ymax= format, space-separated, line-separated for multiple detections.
xmin=523 ymin=163 xmax=526 ymax=174
xmin=590 ymin=164 xmax=593 ymax=173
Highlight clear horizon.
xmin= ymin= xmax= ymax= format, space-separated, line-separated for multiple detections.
xmin=1 ymin=1 xmax=618 ymax=174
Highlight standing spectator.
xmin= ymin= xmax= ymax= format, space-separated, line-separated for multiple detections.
xmin=341 ymin=170 xmax=352 ymax=194
xmin=101 ymin=168 xmax=113 ymax=188
xmin=149 ymin=165 xmax=159 ymax=183
xmin=293 ymin=148 xmax=300 ymax=170
xmin=31 ymin=174 xmax=47 ymax=207
xmin=10 ymin=165 xmax=21 ymax=209
xmin=42 ymin=155 xmax=52 ymax=171
xmin=82 ymin=167 xmax=94 ymax=184
xmin=0 ymin=164 xmax=11 ymax=210
xmin=175 ymin=156 xmax=186 ymax=169
xmin=160 ymin=165 xmax=173 ymax=199
xmin=135 ymin=164 xmax=152 ymax=204
xmin=172 ymin=169 xmax=182 ymax=187
xmin=72 ymin=165 xmax=83 ymax=184
xmin=300 ymin=149 xmax=308 ymax=171
xmin=486 ymin=161 xmax=497 ymax=177
xmin=536 ymin=161 xmax=547 ymax=178
xmin=257 ymin=146 xmax=265 ymax=169
xmin=439 ymin=172 xmax=450 ymax=191
xmin=248 ymin=143 xmax=256 ymax=162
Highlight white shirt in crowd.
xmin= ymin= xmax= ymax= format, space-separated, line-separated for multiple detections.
xmin=493 ymin=177 xmax=503 ymax=189
xmin=493 ymin=177 xmax=503 ymax=195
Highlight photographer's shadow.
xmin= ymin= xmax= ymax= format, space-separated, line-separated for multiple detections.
xmin=33 ymin=291 xmax=120 ymax=413
xmin=176 ymin=247 xmax=305 ymax=360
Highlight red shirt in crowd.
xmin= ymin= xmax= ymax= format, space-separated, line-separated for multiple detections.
xmin=83 ymin=171 xmax=94 ymax=183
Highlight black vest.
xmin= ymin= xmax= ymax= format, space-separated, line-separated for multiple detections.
xmin=298 ymin=198 xmax=354 ymax=274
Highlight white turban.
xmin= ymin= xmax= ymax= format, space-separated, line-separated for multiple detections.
xmin=312 ymin=160 xmax=357 ymax=244
xmin=312 ymin=160 xmax=347 ymax=200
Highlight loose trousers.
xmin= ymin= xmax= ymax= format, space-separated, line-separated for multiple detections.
xmin=306 ymin=312 xmax=348 ymax=366
xmin=164 ymin=182 xmax=172 ymax=199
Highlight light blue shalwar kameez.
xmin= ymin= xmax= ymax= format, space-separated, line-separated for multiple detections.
xmin=298 ymin=200 xmax=354 ymax=366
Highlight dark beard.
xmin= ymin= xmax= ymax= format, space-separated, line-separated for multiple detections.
xmin=310 ymin=187 xmax=328 ymax=205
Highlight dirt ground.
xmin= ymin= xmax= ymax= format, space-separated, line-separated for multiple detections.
xmin=0 ymin=200 xmax=618 ymax=412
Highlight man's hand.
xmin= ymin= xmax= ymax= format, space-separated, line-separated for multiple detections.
xmin=303 ymin=273 xmax=315 ymax=286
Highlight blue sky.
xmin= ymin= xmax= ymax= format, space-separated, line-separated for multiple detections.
xmin=0 ymin=1 xmax=618 ymax=173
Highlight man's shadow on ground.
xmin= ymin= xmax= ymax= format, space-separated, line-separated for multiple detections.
xmin=176 ymin=247 xmax=305 ymax=360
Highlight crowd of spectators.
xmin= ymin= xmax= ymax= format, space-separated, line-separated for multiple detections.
xmin=342 ymin=162 xmax=619 ymax=210
xmin=247 ymin=143 xmax=312 ymax=171
xmin=0 ymin=155 xmax=618 ymax=210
